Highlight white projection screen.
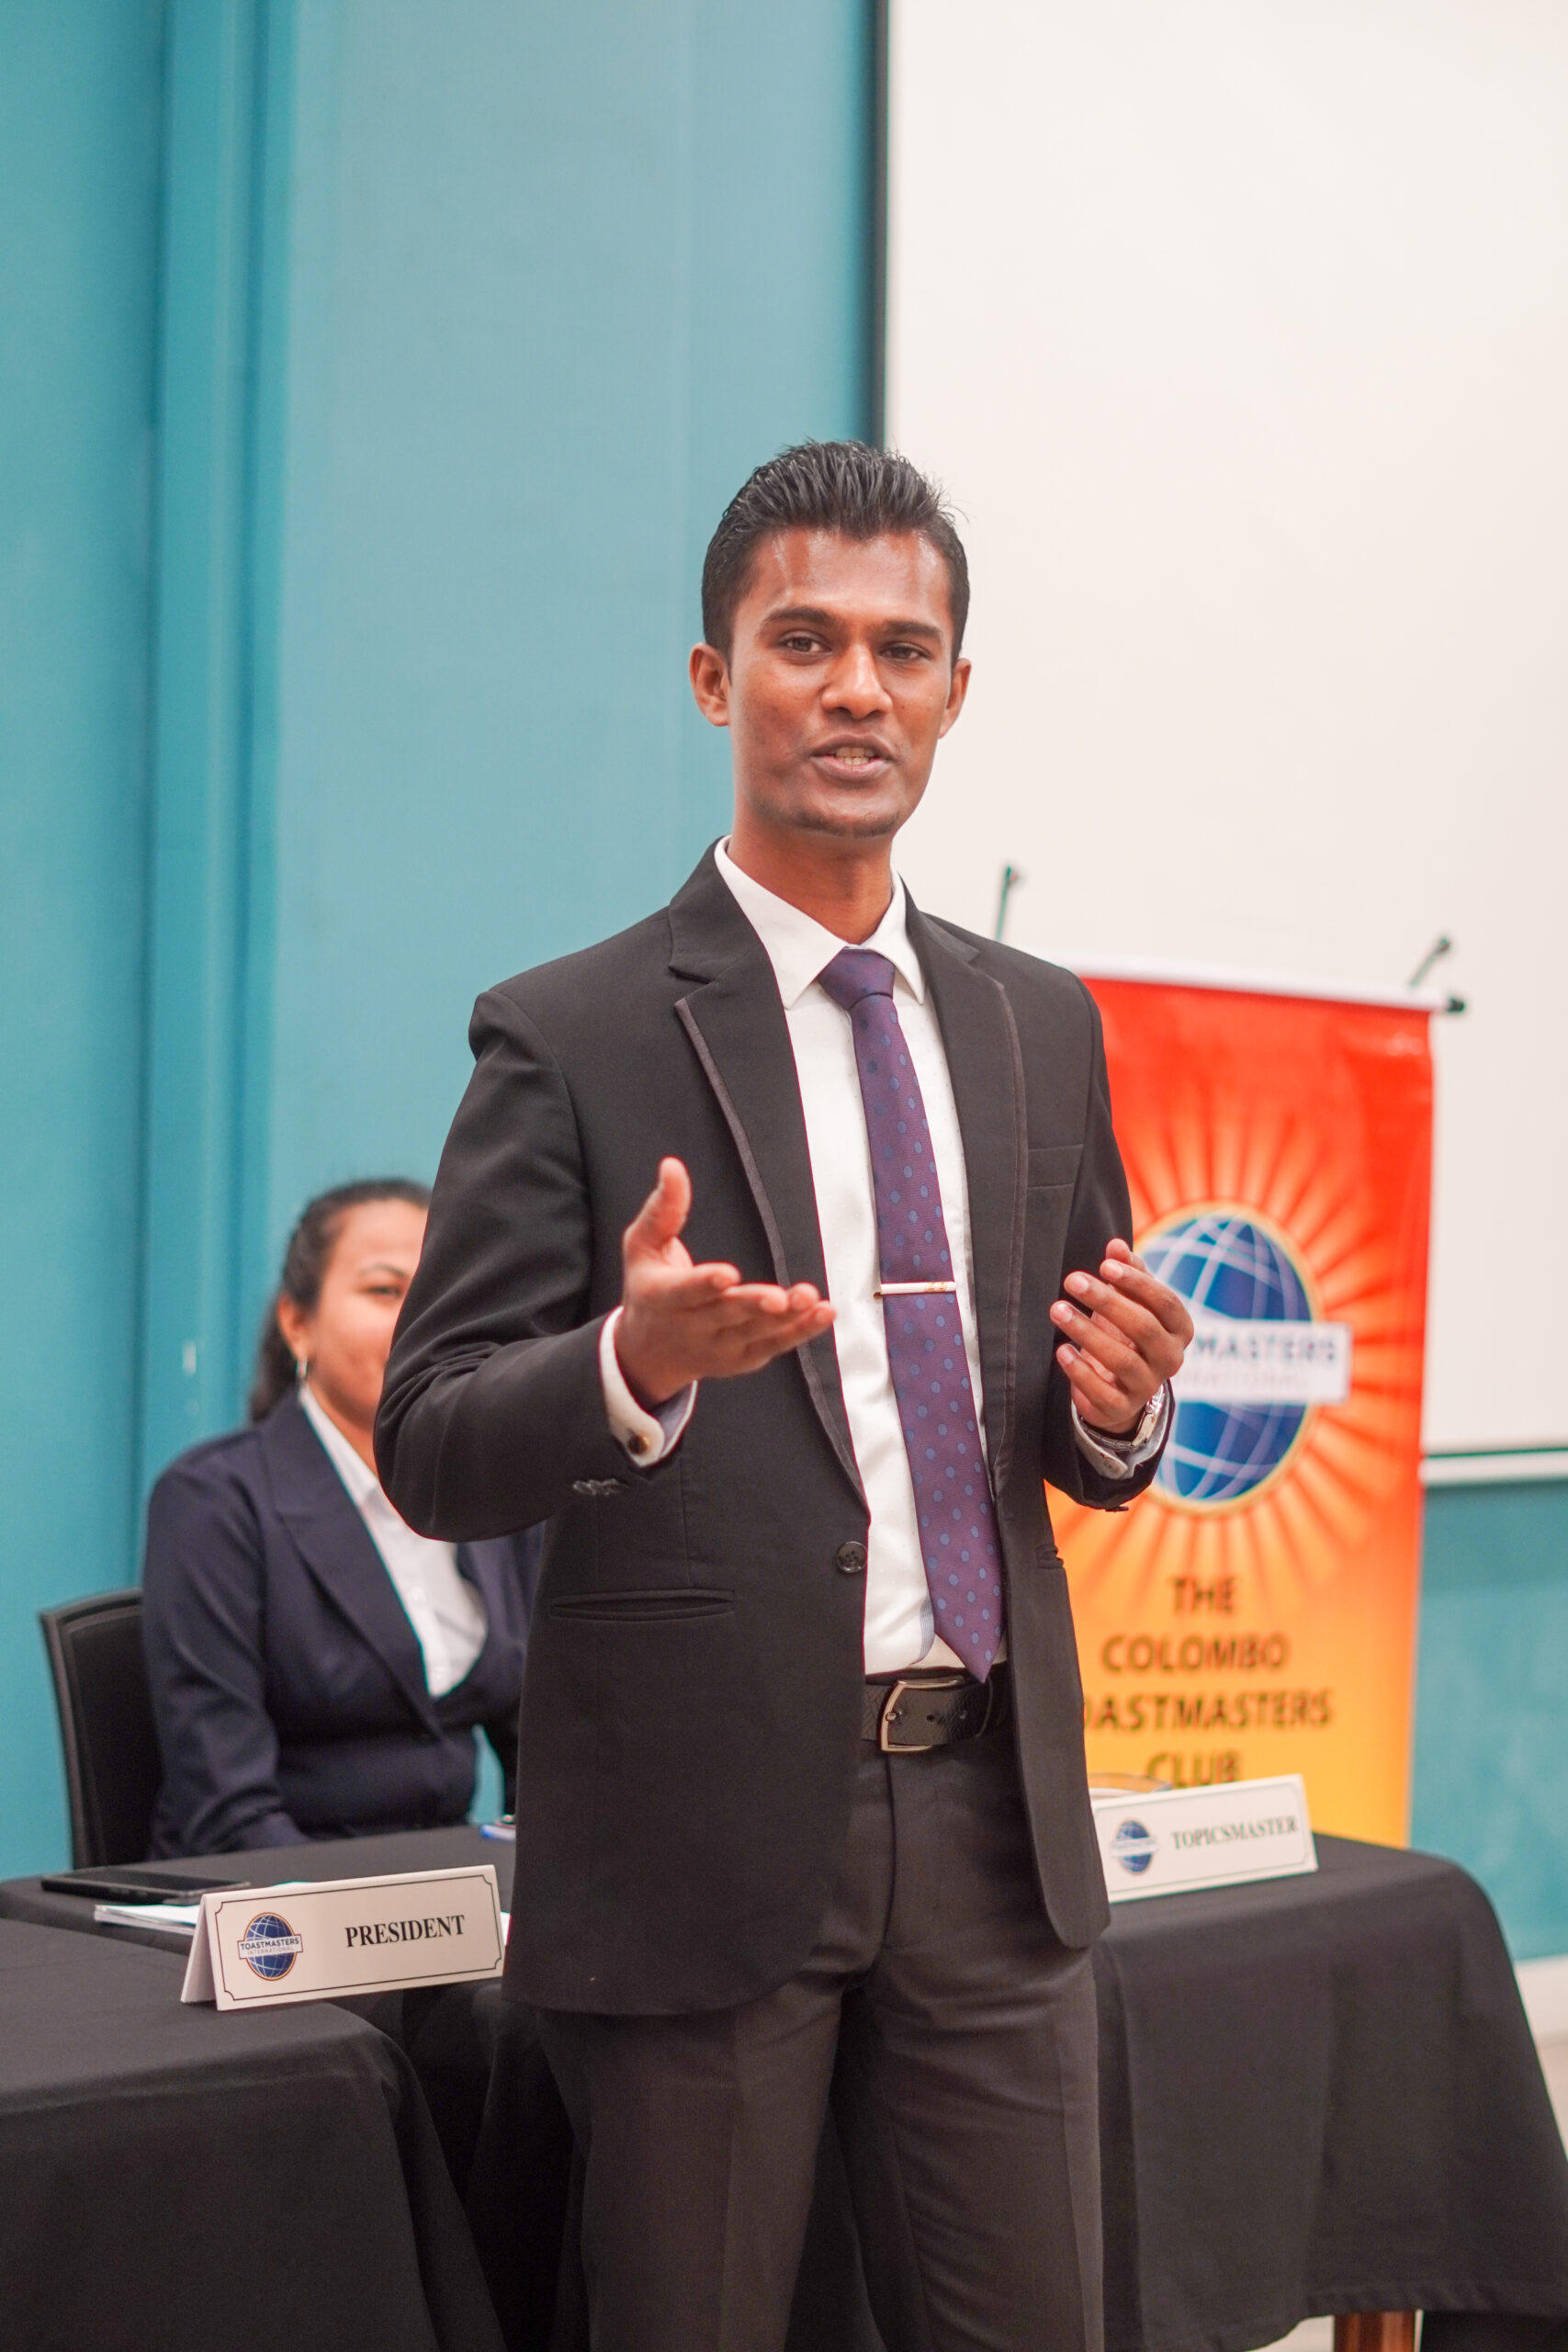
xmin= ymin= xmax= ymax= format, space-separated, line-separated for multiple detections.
xmin=887 ymin=0 xmax=1568 ymax=1453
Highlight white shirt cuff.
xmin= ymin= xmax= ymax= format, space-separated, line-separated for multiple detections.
xmin=1072 ymin=1382 xmax=1171 ymax=1481
xmin=599 ymin=1308 xmax=696 ymax=1467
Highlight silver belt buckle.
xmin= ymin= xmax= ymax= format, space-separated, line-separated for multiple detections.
xmin=877 ymin=1673 xmax=968 ymax=1754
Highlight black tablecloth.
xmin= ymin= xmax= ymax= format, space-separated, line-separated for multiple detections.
xmin=0 ymin=1917 xmax=503 ymax=2352
xmin=1092 ymin=1838 xmax=1568 ymax=2352
xmin=6 ymin=1831 xmax=1567 ymax=2352
xmin=0 ymin=1832 xmax=869 ymax=2350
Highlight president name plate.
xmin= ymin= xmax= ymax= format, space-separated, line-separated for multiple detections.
xmin=180 ymin=1863 xmax=505 ymax=2008
xmin=1091 ymin=1774 xmax=1315 ymax=1903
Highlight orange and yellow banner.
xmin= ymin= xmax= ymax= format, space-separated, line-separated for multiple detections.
xmin=1056 ymin=975 xmax=1432 ymax=1846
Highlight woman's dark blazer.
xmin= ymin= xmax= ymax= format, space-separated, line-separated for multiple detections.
xmin=142 ymin=1392 xmax=540 ymax=1858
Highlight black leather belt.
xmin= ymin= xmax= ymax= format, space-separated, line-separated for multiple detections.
xmin=861 ymin=1668 xmax=1009 ymax=1754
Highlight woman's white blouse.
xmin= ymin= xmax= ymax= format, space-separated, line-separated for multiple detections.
xmin=299 ymin=1384 xmax=488 ymax=1697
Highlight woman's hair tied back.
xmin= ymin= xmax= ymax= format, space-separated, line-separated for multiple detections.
xmin=249 ymin=1176 xmax=431 ymax=1421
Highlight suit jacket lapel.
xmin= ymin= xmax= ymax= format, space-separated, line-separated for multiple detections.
xmin=261 ymin=1398 xmax=441 ymax=1731
xmin=668 ymin=854 xmax=863 ymax=1504
xmin=907 ymin=899 xmax=1027 ymax=1489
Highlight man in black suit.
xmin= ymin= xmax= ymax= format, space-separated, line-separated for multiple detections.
xmin=378 ymin=442 xmax=1191 ymax=2352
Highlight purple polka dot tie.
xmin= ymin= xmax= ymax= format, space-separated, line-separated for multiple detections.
xmin=818 ymin=948 xmax=1006 ymax=1679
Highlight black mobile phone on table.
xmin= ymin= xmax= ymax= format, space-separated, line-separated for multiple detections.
xmin=39 ymin=1865 xmax=249 ymax=1903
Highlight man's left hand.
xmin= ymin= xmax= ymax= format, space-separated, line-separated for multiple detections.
xmin=1049 ymin=1237 xmax=1193 ymax=1437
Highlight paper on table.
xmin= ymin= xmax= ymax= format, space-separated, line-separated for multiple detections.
xmin=94 ymin=1902 xmax=200 ymax=1935
xmin=95 ymin=1880 xmax=315 ymax=1938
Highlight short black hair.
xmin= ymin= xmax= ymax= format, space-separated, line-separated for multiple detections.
xmin=700 ymin=440 xmax=969 ymax=659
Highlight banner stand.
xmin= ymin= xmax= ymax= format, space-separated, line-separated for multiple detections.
xmin=1057 ymin=964 xmax=1435 ymax=1846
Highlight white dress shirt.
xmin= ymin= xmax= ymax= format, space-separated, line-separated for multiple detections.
xmin=300 ymin=1383 xmax=488 ymax=1698
xmin=600 ymin=843 xmax=1166 ymax=1672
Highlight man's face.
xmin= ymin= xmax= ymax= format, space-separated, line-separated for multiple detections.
xmin=690 ymin=528 xmax=970 ymax=845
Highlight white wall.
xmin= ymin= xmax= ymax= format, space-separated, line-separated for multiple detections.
xmin=888 ymin=0 xmax=1568 ymax=1452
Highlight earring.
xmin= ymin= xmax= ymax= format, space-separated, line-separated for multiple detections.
xmin=295 ymin=1355 xmax=310 ymax=1392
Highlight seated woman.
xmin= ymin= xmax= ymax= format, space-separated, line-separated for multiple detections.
xmin=143 ymin=1179 xmax=539 ymax=1857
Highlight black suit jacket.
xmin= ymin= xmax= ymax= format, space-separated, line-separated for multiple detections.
xmin=142 ymin=1394 xmax=539 ymax=1857
xmin=378 ymin=848 xmax=1160 ymax=2013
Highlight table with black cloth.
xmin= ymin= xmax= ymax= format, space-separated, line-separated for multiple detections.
xmin=5 ymin=1829 xmax=1567 ymax=2352
xmin=0 ymin=1914 xmax=502 ymax=2352
xmin=1092 ymin=1837 xmax=1568 ymax=2352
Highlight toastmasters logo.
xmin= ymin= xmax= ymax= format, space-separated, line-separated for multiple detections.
xmin=237 ymin=1912 xmax=304 ymax=1980
xmin=1141 ymin=1206 xmax=1352 ymax=1512
xmin=1111 ymin=1819 xmax=1156 ymax=1876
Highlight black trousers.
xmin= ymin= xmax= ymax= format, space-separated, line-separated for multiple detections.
xmin=536 ymin=1726 xmax=1102 ymax=2352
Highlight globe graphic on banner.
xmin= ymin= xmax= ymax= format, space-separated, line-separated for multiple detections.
xmin=1142 ymin=1210 xmax=1314 ymax=1508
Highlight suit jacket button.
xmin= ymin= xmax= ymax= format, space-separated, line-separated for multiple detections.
xmin=834 ymin=1542 xmax=867 ymax=1576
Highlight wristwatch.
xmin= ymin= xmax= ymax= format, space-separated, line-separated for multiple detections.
xmin=1082 ymin=1384 xmax=1168 ymax=1459
xmin=1118 ymin=1387 xmax=1168 ymax=1454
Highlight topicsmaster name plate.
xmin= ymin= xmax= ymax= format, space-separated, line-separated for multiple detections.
xmin=180 ymin=1864 xmax=505 ymax=2008
xmin=1091 ymin=1773 xmax=1316 ymax=1903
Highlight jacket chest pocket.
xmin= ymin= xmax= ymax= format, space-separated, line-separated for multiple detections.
xmin=1028 ymin=1144 xmax=1082 ymax=1191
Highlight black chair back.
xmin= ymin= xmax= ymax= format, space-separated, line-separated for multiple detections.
xmin=39 ymin=1589 xmax=162 ymax=1867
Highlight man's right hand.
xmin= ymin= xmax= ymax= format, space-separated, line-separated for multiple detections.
xmin=615 ymin=1157 xmax=835 ymax=1409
